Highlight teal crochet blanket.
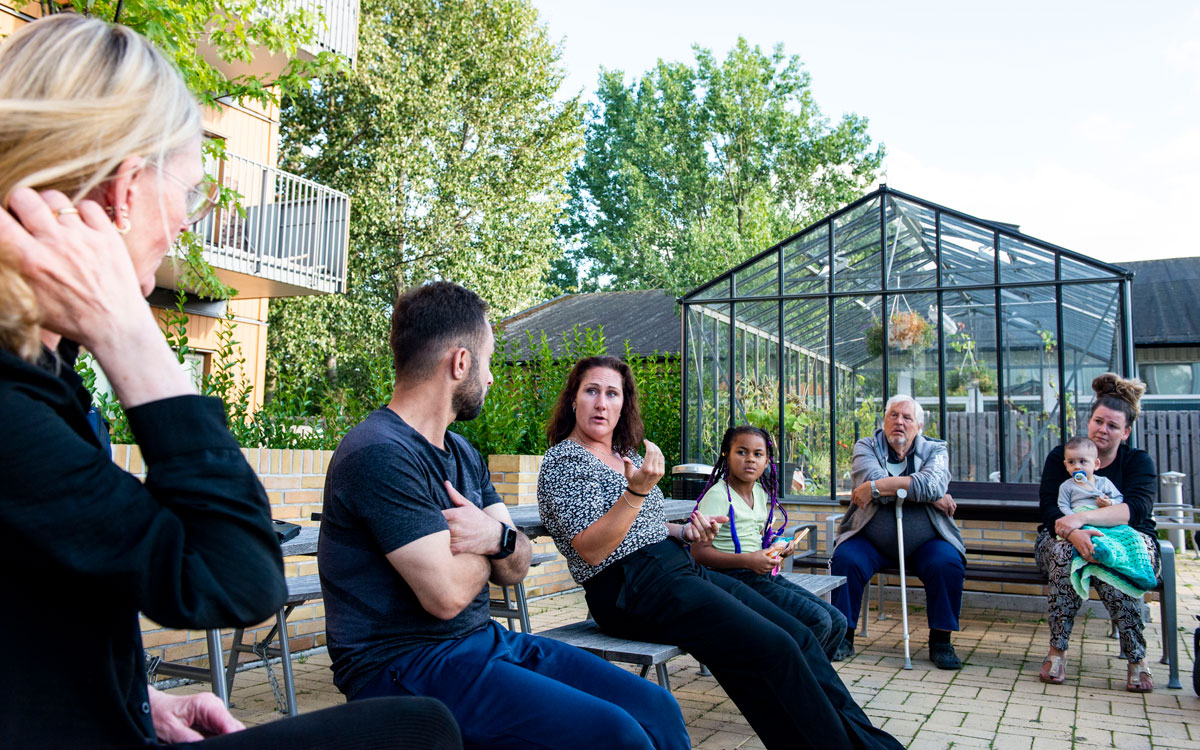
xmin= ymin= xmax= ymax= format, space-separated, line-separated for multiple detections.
xmin=1069 ymin=524 xmax=1158 ymax=599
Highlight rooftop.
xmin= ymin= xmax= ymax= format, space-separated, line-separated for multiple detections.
xmin=496 ymin=289 xmax=680 ymax=358
xmin=1126 ymin=258 xmax=1200 ymax=346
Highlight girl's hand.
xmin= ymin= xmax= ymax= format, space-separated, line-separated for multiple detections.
xmin=744 ymin=549 xmax=778 ymax=575
xmin=623 ymin=439 xmax=664 ymax=496
xmin=780 ymin=539 xmax=797 ymax=558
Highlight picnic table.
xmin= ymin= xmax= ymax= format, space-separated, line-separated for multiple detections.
xmin=508 ymin=498 xmax=697 ymax=539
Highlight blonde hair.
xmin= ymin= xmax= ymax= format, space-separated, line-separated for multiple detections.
xmin=0 ymin=14 xmax=201 ymax=360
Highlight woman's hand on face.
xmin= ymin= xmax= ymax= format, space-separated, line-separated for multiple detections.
xmin=623 ymin=439 xmax=665 ymax=495
xmin=0 ymin=188 xmax=146 ymax=351
xmin=1067 ymin=528 xmax=1102 ymax=563
xmin=743 ymin=549 xmax=778 ymax=575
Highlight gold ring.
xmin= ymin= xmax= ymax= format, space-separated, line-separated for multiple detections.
xmin=54 ymin=207 xmax=80 ymax=218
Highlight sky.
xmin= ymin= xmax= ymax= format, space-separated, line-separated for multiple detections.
xmin=532 ymin=0 xmax=1200 ymax=265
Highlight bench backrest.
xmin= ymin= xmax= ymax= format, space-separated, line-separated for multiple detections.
xmin=947 ymin=481 xmax=1042 ymax=524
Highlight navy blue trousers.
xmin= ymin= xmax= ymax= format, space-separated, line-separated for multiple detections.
xmin=717 ymin=567 xmax=847 ymax=659
xmin=352 ymin=621 xmax=688 ymax=750
xmin=830 ymin=535 xmax=965 ymax=632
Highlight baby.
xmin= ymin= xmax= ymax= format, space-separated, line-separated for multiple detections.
xmin=1057 ymin=436 xmax=1123 ymax=519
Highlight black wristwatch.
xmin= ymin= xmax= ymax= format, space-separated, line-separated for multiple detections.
xmin=490 ymin=523 xmax=517 ymax=560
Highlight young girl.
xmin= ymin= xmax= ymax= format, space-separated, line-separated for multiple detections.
xmin=691 ymin=426 xmax=848 ymax=660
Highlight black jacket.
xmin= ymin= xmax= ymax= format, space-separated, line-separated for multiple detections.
xmin=0 ymin=343 xmax=286 ymax=748
xmin=1038 ymin=443 xmax=1158 ymax=537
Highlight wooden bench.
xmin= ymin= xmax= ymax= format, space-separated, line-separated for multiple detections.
xmin=807 ymin=481 xmax=1182 ymax=689
xmin=537 ymin=572 xmax=845 ymax=690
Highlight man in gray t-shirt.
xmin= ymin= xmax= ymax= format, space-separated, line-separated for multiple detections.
xmin=318 ymin=282 xmax=688 ymax=750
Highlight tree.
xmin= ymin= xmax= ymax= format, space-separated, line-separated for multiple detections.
xmin=554 ymin=37 xmax=884 ymax=297
xmin=268 ymin=0 xmax=582 ymax=399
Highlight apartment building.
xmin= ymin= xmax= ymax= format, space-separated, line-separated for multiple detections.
xmin=0 ymin=2 xmax=358 ymax=406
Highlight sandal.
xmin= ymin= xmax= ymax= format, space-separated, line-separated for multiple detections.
xmin=1039 ymin=654 xmax=1066 ymax=684
xmin=1127 ymin=661 xmax=1154 ymax=693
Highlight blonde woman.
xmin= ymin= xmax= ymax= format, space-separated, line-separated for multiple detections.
xmin=0 ymin=15 xmax=458 ymax=748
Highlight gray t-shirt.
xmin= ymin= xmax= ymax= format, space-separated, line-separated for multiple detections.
xmin=1057 ymin=474 xmax=1123 ymax=515
xmin=318 ymin=408 xmax=503 ymax=698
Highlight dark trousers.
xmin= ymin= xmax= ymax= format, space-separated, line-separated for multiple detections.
xmin=353 ymin=621 xmax=688 ymax=750
xmin=718 ymin=567 xmax=847 ymax=659
xmin=174 ymin=697 xmax=461 ymax=749
xmin=830 ymin=535 xmax=965 ymax=632
xmin=585 ymin=540 xmax=901 ymax=750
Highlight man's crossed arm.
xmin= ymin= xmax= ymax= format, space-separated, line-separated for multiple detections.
xmin=385 ymin=481 xmax=532 ymax=620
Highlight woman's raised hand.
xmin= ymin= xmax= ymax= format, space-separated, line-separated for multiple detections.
xmin=1 ymin=189 xmax=146 ymax=352
xmin=623 ymin=439 xmax=665 ymax=496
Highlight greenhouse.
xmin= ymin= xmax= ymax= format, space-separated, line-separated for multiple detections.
xmin=680 ymin=185 xmax=1133 ymax=501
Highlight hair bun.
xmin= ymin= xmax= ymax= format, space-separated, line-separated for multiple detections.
xmin=1091 ymin=373 xmax=1146 ymax=407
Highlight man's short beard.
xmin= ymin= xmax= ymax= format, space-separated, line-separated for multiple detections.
xmin=451 ymin=356 xmax=485 ymax=422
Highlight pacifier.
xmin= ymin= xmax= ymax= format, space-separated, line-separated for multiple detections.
xmin=1073 ymin=470 xmax=1087 ymax=484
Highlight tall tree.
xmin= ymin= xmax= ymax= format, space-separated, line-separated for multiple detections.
xmin=268 ymin=0 xmax=582 ymax=398
xmin=554 ymin=37 xmax=884 ymax=297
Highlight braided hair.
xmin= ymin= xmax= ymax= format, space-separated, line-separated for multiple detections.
xmin=693 ymin=425 xmax=788 ymax=549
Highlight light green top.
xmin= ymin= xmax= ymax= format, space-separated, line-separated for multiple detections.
xmin=697 ymin=479 xmax=770 ymax=554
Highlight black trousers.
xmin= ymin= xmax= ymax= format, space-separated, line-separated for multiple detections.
xmin=173 ymin=697 xmax=461 ymax=750
xmin=584 ymin=540 xmax=901 ymax=750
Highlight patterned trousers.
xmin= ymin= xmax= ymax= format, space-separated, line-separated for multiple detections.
xmin=1033 ymin=528 xmax=1160 ymax=662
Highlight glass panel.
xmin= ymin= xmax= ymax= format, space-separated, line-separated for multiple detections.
xmin=782 ymin=223 xmax=831 ymax=295
xmin=943 ymin=286 xmax=1000 ymax=481
xmin=1061 ymin=282 xmax=1123 ymax=435
xmin=689 ymin=277 xmax=730 ymax=301
xmin=880 ymin=292 xmax=942 ymax=439
xmin=999 ymin=285 xmax=1060 ymax=482
xmin=734 ymin=250 xmax=779 ymax=298
xmin=833 ymin=295 xmax=883 ymax=502
xmin=781 ymin=298 xmax=831 ymax=498
xmin=998 ymin=233 xmax=1055 ymax=284
xmin=731 ymin=300 xmax=782 ymax=492
xmin=940 ymin=213 xmax=995 ymax=286
xmin=1060 ymin=253 xmax=1122 ymax=282
xmin=1141 ymin=363 xmax=1195 ymax=395
xmin=884 ymin=197 xmax=938 ymax=290
xmin=833 ymin=196 xmax=882 ymax=293
xmin=684 ymin=303 xmax=731 ymax=462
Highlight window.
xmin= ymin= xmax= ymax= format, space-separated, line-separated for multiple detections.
xmin=1140 ymin=363 xmax=1197 ymax=395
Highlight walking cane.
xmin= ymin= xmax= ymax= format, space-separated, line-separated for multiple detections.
xmin=894 ymin=488 xmax=913 ymax=670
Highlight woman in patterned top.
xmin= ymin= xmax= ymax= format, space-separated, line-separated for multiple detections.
xmin=537 ymin=356 xmax=900 ymax=750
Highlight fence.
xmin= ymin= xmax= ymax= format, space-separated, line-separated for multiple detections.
xmin=945 ymin=410 xmax=1197 ymax=503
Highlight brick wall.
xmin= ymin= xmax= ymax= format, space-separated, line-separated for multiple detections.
xmin=114 ymin=445 xmax=332 ymax=674
xmin=487 ymin=454 xmax=576 ymax=599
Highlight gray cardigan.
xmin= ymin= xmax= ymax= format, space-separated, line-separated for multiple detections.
xmin=834 ymin=430 xmax=965 ymax=559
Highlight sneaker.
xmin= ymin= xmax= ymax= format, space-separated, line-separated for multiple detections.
xmin=832 ymin=640 xmax=855 ymax=662
xmin=929 ymin=641 xmax=962 ymax=670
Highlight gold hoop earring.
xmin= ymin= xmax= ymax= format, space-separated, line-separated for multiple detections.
xmin=113 ymin=206 xmax=131 ymax=235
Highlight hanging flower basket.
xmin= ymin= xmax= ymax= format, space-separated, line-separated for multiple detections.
xmin=865 ymin=311 xmax=934 ymax=358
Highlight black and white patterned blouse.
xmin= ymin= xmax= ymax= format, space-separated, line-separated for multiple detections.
xmin=538 ymin=439 xmax=668 ymax=583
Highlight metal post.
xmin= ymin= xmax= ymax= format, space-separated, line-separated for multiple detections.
xmin=1161 ymin=471 xmax=1187 ymax=552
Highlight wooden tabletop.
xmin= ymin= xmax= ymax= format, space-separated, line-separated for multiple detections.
xmin=280 ymin=525 xmax=319 ymax=557
xmin=508 ymin=498 xmax=697 ymax=539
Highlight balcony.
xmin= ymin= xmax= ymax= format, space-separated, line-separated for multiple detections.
xmin=157 ymin=153 xmax=350 ymax=299
xmin=198 ymin=0 xmax=360 ymax=80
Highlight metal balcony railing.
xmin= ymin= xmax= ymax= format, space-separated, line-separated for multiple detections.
xmin=292 ymin=0 xmax=360 ymax=64
xmin=192 ymin=152 xmax=350 ymax=296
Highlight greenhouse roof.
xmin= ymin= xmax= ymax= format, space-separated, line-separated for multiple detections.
xmin=681 ymin=185 xmax=1130 ymax=369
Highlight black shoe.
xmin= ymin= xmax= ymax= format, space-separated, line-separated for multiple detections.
xmin=929 ymin=641 xmax=962 ymax=670
xmin=832 ymin=640 xmax=855 ymax=662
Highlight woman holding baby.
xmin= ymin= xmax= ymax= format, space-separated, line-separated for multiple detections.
xmin=1035 ymin=373 xmax=1159 ymax=691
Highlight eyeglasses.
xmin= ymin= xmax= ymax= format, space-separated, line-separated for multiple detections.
xmin=158 ymin=168 xmax=221 ymax=225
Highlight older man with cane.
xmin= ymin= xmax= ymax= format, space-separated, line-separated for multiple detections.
xmin=829 ymin=395 xmax=966 ymax=669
